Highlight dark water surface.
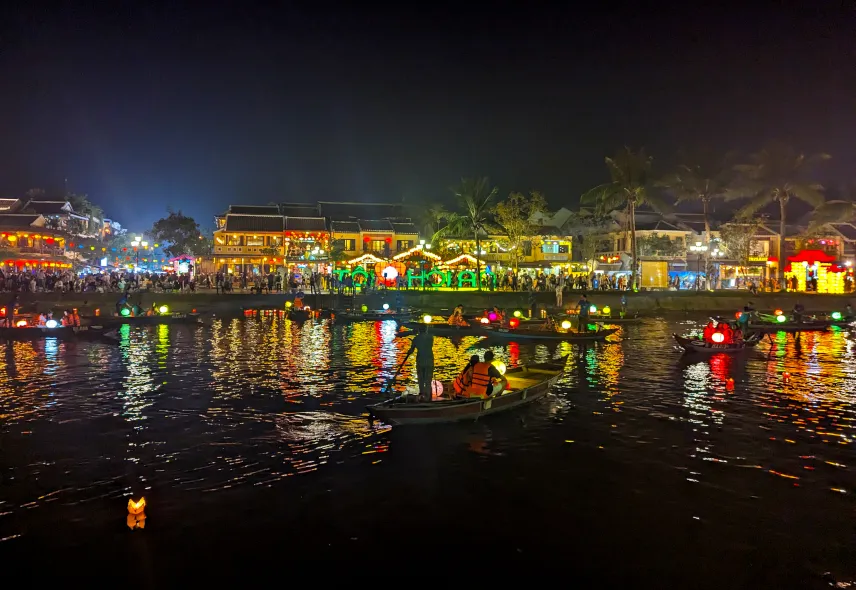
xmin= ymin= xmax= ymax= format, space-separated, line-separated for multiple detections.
xmin=1 ymin=316 xmax=854 ymax=586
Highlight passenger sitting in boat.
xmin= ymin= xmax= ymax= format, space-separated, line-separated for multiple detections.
xmin=37 ymin=313 xmax=47 ymax=326
xmin=453 ymin=354 xmax=480 ymax=396
xmin=702 ymin=320 xmax=715 ymax=341
xmin=293 ymin=296 xmax=303 ymax=309
xmin=463 ymin=351 xmax=506 ymax=399
xmin=845 ymin=303 xmax=855 ymax=320
xmin=447 ymin=304 xmax=468 ymax=326
xmin=543 ymin=316 xmax=556 ymax=331
xmin=71 ymin=309 xmax=80 ymax=327
xmin=492 ymin=306 xmax=505 ymax=322
xmin=61 ymin=310 xmax=72 ymax=327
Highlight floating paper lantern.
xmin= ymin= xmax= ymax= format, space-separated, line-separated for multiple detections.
xmin=774 ymin=309 xmax=783 ymax=316
xmin=513 ymin=310 xmax=522 ymax=318
xmin=361 ymin=304 xmax=368 ymax=312
xmin=561 ymin=320 xmax=572 ymax=330
xmin=509 ymin=318 xmax=520 ymax=328
xmin=285 ymin=301 xmax=293 ymax=308
xmin=382 ymin=303 xmax=389 ymax=310
xmin=589 ymin=305 xmax=597 ymax=313
xmin=831 ymin=311 xmax=842 ymax=320
xmin=776 ymin=314 xmax=786 ymax=323
xmin=488 ymin=312 xmax=497 ymax=321
xmin=120 ymin=308 xmax=131 ymax=317
xmin=602 ymin=306 xmax=611 ymax=315
xmin=158 ymin=305 xmax=169 ymax=314
xmin=423 ymin=314 xmax=432 ymax=324
xmin=15 ymin=319 xmax=27 ymax=327
xmin=480 ymin=317 xmax=490 ymax=324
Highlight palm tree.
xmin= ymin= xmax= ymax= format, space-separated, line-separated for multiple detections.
xmin=727 ymin=143 xmax=830 ymax=284
xmin=423 ymin=204 xmax=449 ymax=237
xmin=656 ymin=152 xmax=736 ymax=247
xmin=435 ymin=177 xmax=499 ymax=291
xmin=581 ymin=147 xmax=670 ymax=290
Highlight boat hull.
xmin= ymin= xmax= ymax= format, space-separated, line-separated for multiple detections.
xmin=483 ymin=327 xmax=617 ymax=341
xmin=90 ymin=313 xmax=203 ymax=326
xmin=368 ymin=357 xmax=567 ymax=425
xmin=674 ymin=333 xmax=759 ymax=354
xmin=748 ymin=322 xmax=829 ymax=333
xmin=0 ymin=326 xmax=119 ymax=342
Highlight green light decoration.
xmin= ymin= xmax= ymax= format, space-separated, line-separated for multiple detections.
xmin=776 ymin=314 xmax=787 ymax=323
xmin=831 ymin=311 xmax=842 ymax=320
xmin=120 ymin=308 xmax=131 ymax=317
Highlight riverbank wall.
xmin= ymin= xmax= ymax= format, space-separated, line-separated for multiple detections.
xmin=7 ymin=289 xmax=855 ymax=316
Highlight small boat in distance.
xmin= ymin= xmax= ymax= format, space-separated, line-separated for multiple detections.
xmin=0 ymin=325 xmax=119 ymax=342
xmin=368 ymin=355 xmax=568 ymax=426
xmin=91 ymin=313 xmax=203 ymax=326
xmin=673 ymin=333 xmax=761 ymax=354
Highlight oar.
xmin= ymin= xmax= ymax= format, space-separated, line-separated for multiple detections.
xmin=383 ymin=347 xmax=414 ymax=398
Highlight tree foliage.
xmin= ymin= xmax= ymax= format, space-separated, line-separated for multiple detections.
xmin=493 ymin=190 xmax=547 ymax=271
xmin=149 ymin=210 xmax=208 ymax=257
xmin=719 ymin=220 xmax=762 ymax=273
xmin=636 ymin=233 xmax=684 ymax=257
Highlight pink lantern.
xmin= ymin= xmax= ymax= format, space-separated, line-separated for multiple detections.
xmin=431 ymin=380 xmax=444 ymax=400
xmin=488 ymin=312 xmax=498 ymax=321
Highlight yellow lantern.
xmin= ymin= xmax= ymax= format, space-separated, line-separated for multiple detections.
xmin=491 ymin=360 xmax=507 ymax=375
xmin=127 ymin=497 xmax=147 ymax=530
xmin=423 ymin=314 xmax=433 ymax=324
xmin=602 ymin=306 xmax=611 ymax=315
xmin=285 ymin=301 xmax=293 ymax=308
xmin=561 ymin=320 xmax=572 ymax=330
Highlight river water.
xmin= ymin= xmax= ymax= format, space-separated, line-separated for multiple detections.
xmin=0 ymin=315 xmax=853 ymax=586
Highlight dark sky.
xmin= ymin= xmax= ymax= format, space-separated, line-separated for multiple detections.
xmin=1 ymin=1 xmax=855 ymax=230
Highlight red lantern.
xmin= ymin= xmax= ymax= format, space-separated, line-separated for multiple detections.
xmin=384 ymin=237 xmax=392 ymax=244
xmin=69 ymin=242 xmax=75 ymax=247
xmin=509 ymin=318 xmax=520 ymax=328
xmin=123 ymin=247 xmax=128 ymax=251
xmin=363 ymin=236 xmax=371 ymax=242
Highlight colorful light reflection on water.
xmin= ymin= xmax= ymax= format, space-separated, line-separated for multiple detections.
xmin=0 ymin=316 xmax=852 ymax=585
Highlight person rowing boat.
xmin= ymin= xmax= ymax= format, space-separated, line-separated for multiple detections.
xmin=406 ymin=323 xmax=434 ymax=401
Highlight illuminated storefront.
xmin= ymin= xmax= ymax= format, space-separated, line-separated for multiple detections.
xmin=783 ymin=250 xmax=847 ymax=293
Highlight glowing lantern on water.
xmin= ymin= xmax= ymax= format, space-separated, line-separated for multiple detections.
xmin=488 ymin=312 xmax=498 ymax=321
xmin=509 ymin=318 xmax=520 ymax=328
xmin=776 ymin=314 xmax=787 ymax=323
xmin=45 ymin=319 xmax=58 ymax=329
xmin=158 ymin=305 xmax=169 ymax=314
xmin=431 ymin=380 xmax=443 ymax=396
xmin=589 ymin=305 xmax=597 ymax=314
xmin=603 ymin=306 xmax=611 ymax=315
xmin=361 ymin=304 xmax=368 ymax=312
xmin=711 ymin=331 xmax=725 ymax=343
xmin=492 ymin=360 xmax=507 ymax=375
xmin=0 ymin=307 xmax=5 ymax=316
xmin=774 ymin=309 xmax=783 ymax=316
xmin=782 ymin=371 xmax=791 ymax=382
xmin=726 ymin=378 xmax=735 ymax=391
xmin=832 ymin=311 xmax=842 ymax=320
xmin=735 ymin=311 xmax=742 ymax=319
xmin=513 ymin=310 xmax=522 ymax=318
xmin=127 ymin=497 xmax=147 ymax=531
xmin=285 ymin=301 xmax=293 ymax=308
xmin=15 ymin=319 xmax=27 ymax=327
xmin=423 ymin=314 xmax=432 ymax=324
xmin=303 ymin=306 xmax=311 ymax=311
xmin=382 ymin=303 xmax=390 ymax=310
xmin=480 ymin=317 xmax=490 ymax=324
xmin=120 ymin=308 xmax=131 ymax=317
xmin=561 ymin=320 xmax=572 ymax=330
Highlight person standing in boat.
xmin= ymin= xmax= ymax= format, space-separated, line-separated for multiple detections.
xmin=407 ymin=323 xmax=434 ymax=402
xmin=792 ymin=302 xmax=805 ymax=323
xmin=575 ymin=294 xmax=590 ymax=332
xmin=4 ymin=293 xmax=18 ymax=328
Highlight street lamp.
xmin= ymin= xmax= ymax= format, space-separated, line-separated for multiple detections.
xmin=689 ymin=241 xmax=708 ymax=291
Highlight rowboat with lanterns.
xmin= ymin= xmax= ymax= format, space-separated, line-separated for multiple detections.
xmin=673 ymin=333 xmax=761 ymax=354
xmin=0 ymin=325 xmax=120 ymax=342
xmin=367 ymin=355 xmax=568 ymax=426
xmin=482 ymin=325 xmax=618 ymax=342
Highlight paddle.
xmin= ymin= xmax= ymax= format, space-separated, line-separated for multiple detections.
xmin=383 ymin=347 xmax=414 ymax=398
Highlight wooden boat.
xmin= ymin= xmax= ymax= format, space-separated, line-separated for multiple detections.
xmin=367 ymin=355 xmax=568 ymax=426
xmin=0 ymin=325 xmax=120 ymax=342
xmin=332 ymin=310 xmax=415 ymax=323
xmin=482 ymin=326 xmax=618 ymax=341
xmin=401 ymin=322 xmax=488 ymax=336
xmin=93 ymin=313 xmax=203 ymax=326
xmin=747 ymin=321 xmax=829 ymax=333
xmin=590 ymin=315 xmax=642 ymax=324
xmin=673 ymin=333 xmax=761 ymax=354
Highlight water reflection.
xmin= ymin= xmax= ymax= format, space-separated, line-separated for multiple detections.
xmin=0 ymin=314 xmax=852 ymax=584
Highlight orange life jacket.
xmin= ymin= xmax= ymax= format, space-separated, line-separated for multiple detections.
xmin=464 ymin=362 xmax=493 ymax=398
xmin=294 ymin=298 xmax=303 ymax=308
xmin=72 ymin=312 xmax=80 ymax=327
xmin=453 ymin=365 xmax=474 ymax=394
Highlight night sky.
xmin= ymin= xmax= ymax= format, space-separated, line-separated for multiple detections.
xmin=2 ymin=1 xmax=854 ymax=229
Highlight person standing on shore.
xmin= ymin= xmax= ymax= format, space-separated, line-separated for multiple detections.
xmin=555 ymin=279 xmax=563 ymax=308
